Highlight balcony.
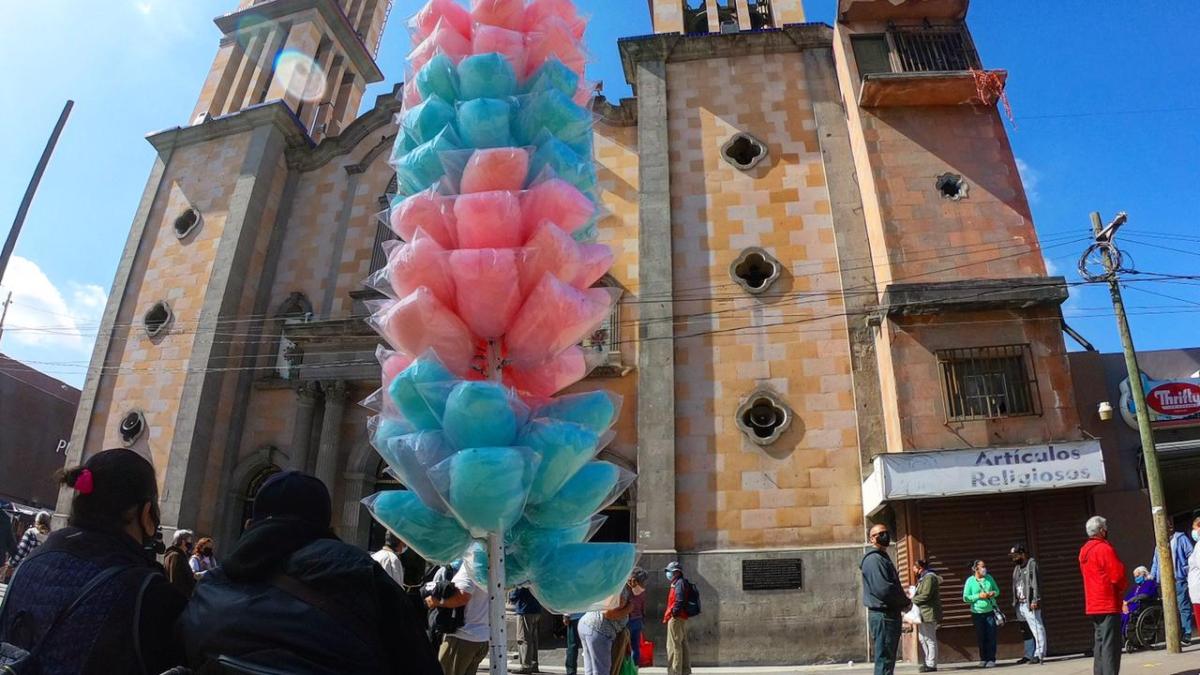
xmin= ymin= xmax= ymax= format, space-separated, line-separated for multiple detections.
xmin=839 ymin=0 xmax=968 ymax=23
xmin=852 ymin=24 xmax=1006 ymax=107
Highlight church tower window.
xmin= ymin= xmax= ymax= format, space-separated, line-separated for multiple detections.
xmin=173 ymin=208 xmax=201 ymax=239
xmin=143 ymin=302 xmax=173 ymax=338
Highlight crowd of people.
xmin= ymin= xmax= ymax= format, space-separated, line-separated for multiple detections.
xmin=863 ymin=514 xmax=1200 ymax=675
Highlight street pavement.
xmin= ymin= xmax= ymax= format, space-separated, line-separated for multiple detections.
xmin=491 ymin=644 xmax=1200 ymax=674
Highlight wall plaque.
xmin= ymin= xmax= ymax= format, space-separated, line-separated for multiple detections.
xmin=742 ymin=558 xmax=803 ymax=591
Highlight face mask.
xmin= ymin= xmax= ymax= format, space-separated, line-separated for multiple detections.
xmin=979 ymin=568 xmax=988 ymax=576
xmin=632 ymin=585 xmax=645 ymax=596
xmin=874 ymin=532 xmax=891 ymax=547
xmin=1193 ymin=530 xmax=1199 ymax=543
xmin=665 ymin=571 xmax=674 ymax=581
xmin=1135 ymin=576 xmax=1146 ymax=584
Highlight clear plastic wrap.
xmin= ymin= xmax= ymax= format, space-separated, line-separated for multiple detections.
xmin=400 ymin=95 xmax=457 ymax=146
xmin=472 ymin=25 xmax=527 ymax=79
xmin=363 ymin=490 xmax=471 ymax=564
xmin=523 ymin=0 xmax=587 ymax=39
xmin=524 ymin=57 xmax=580 ymax=98
xmin=515 ymin=91 xmax=592 ymax=149
xmin=458 ymin=52 xmax=519 ymax=100
xmin=529 ymin=542 xmax=638 ymax=614
xmin=523 ymin=17 xmax=588 ymax=79
xmin=409 ymin=0 xmax=473 ymax=44
xmin=429 ymin=445 xmax=538 ymax=537
xmin=528 ymin=133 xmax=597 ymax=196
xmin=378 ymin=431 xmax=457 ymax=511
xmin=440 ymin=380 xmax=528 ymax=449
xmin=369 ymin=414 xmax=417 ymax=454
xmin=456 ymin=97 xmax=515 ymax=149
xmin=448 ymin=248 xmax=523 ymax=338
xmin=409 ymin=19 xmax=473 ymax=72
xmin=389 ymin=189 xmax=458 ymax=249
xmin=470 ymin=0 xmax=526 ymax=31
xmin=465 ymin=539 xmax=534 ymax=589
xmin=504 ymin=345 xmax=589 ymax=398
xmin=387 ymin=353 xmax=457 ymax=430
xmin=414 ymin=53 xmax=461 ymax=103
xmin=572 ymin=243 xmax=613 ymax=289
xmin=449 ymin=148 xmax=531 ymax=194
xmin=519 ymin=418 xmax=601 ymax=504
xmin=532 ymin=390 xmax=621 ymax=435
xmin=386 ymin=230 xmax=456 ymax=309
xmin=370 ymin=289 xmax=477 ymax=376
xmin=522 ymin=460 xmax=634 ymax=528
xmin=519 ymin=178 xmax=597 ymax=238
xmin=379 ymin=345 xmax=414 ymax=391
xmin=453 ymin=190 xmax=524 ymax=249
xmin=394 ymin=127 xmax=461 ymax=196
xmin=518 ymin=221 xmax=583 ymax=296
xmin=505 ymin=274 xmax=614 ymax=366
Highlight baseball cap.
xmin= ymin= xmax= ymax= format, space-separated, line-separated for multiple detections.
xmin=251 ymin=471 xmax=332 ymax=528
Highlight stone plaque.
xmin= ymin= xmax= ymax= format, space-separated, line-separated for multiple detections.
xmin=741 ymin=558 xmax=803 ymax=591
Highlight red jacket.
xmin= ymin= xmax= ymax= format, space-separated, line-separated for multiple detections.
xmin=1079 ymin=536 xmax=1127 ymax=615
xmin=662 ymin=578 xmax=690 ymax=623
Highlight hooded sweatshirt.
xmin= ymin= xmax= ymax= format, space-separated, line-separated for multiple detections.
xmin=1079 ymin=536 xmax=1126 ymax=615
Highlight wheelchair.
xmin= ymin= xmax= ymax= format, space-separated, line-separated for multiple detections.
xmin=1123 ymin=600 xmax=1165 ymax=652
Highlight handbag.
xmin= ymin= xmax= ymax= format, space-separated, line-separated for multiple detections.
xmin=992 ymin=607 xmax=1006 ymax=627
xmin=619 ymin=655 xmax=638 ymax=675
xmin=902 ymin=604 xmax=923 ymax=625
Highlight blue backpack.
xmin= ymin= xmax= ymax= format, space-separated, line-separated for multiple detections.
xmin=682 ymin=578 xmax=701 ymax=616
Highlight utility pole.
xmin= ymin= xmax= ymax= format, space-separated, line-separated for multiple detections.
xmin=0 ymin=100 xmax=74 ymax=287
xmin=1085 ymin=211 xmax=1181 ymax=653
xmin=0 ymin=291 xmax=11 ymax=348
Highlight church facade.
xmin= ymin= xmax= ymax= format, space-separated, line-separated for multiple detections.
xmin=63 ymin=0 xmax=1097 ymax=664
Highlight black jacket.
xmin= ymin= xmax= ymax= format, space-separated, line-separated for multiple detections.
xmin=179 ymin=519 xmax=440 ymax=675
xmin=0 ymin=526 xmax=188 ymax=674
xmin=860 ymin=548 xmax=910 ymax=615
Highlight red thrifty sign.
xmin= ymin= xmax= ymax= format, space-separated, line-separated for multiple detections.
xmin=1146 ymin=382 xmax=1200 ymax=417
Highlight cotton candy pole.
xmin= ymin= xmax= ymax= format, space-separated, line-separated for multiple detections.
xmin=484 ymin=339 xmax=507 ymax=675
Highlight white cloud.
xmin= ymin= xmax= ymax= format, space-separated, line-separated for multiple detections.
xmin=1 ymin=256 xmax=107 ymax=352
xmin=136 ymin=2 xmax=153 ymax=15
xmin=1015 ymin=157 xmax=1041 ymax=204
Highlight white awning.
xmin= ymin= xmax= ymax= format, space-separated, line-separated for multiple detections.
xmin=862 ymin=439 xmax=1106 ymax=516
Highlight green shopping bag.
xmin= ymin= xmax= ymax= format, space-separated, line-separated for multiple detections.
xmin=620 ymin=655 xmax=639 ymax=675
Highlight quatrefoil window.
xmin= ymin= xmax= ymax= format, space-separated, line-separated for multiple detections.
xmin=721 ymin=133 xmax=768 ymax=171
xmin=736 ymin=389 xmax=793 ymax=446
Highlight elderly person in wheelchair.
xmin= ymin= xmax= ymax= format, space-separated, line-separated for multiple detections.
xmin=1122 ymin=565 xmax=1163 ymax=651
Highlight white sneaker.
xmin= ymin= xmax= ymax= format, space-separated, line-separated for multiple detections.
xmin=984 ymin=662 xmax=996 ymax=668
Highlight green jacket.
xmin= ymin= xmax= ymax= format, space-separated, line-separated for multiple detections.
xmin=962 ymin=574 xmax=1000 ymax=614
xmin=911 ymin=572 xmax=942 ymax=624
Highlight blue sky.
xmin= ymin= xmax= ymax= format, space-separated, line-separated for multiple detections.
xmin=1 ymin=1 xmax=1197 ymax=388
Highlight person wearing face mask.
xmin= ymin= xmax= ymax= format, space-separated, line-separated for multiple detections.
xmin=627 ymin=567 xmax=649 ymax=665
xmin=962 ymin=560 xmax=1000 ymax=668
xmin=1188 ymin=516 xmax=1200 ymax=636
xmin=1079 ymin=515 xmax=1126 ymax=675
xmin=163 ymin=528 xmax=196 ymax=596
xmin=1121 ymin=565 xmax=1158 ymax=637
xmin=860 ymin=523 xmax=910 ymax=675
xmin=1149 ymin=519 xmax=1195 ymax=646
xmin=189 ymin=537 xmax=217 ymax=577
xmin=0 ymin=448 xmax=187 ymax=674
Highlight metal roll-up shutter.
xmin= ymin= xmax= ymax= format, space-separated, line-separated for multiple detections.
xmin=919 ymin=495 xmax=1027 ymax=629
xmin=1027 ymin=489 xmax=1093 ymax=655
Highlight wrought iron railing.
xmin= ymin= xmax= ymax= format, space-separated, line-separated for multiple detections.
xmin=889 ymin=25 xmax=980 ymax=73
xmin=937 ymin=344 xmax=1041 ymax=422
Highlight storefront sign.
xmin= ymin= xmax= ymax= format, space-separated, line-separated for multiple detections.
xmin=861 ymin=439 xmax=1105 ymax=515
xmin=1119 ymin=373 xmax=1200 ymax=429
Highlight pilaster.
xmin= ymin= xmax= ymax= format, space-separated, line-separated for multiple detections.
xmin=290 ymin=381 xmax=320 ymax=471
xmin=314 ymin=380 xmax=348 ymax=491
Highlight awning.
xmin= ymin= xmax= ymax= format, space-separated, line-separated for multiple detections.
xmin=862 ymin=439 xmax=1106 ymax=516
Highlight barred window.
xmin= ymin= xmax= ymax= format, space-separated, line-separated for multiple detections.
xmin=937 ymin=344 xmax=1040 ymax=422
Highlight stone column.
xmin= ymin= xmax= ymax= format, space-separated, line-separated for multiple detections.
xmin=289 ymin=382 xmax=319 ymax=472
xmin=314 ymin=380 xmax=347 ymax=491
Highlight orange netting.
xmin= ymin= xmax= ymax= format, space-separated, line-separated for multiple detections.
xmin=971 ymin=69 xmax=1016 ymax=128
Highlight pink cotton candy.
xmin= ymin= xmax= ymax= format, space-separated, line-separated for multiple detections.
xmin=506 ymin=274 xmax=612 ymax=365
xmin=410 ymin=0 xmax=473 ymax=43
xmin=572 ymin=244 xmax=613 ymax=289
xmin=524 ymin=0 xmax=586 ymax=38
xmin=377 ymin=289 xmax=477 ymax=375
xmin=470 ymin=0 xmax=526 ymax=31
xmin=461 ymin=148 xmax=530 ymax=194
xmin=520 ymin=179 xmax=595 ymax=239
xmin=524 ymin=18 xmax=587 ymax=78
xmin=473 ymin=25 xmax=527 ymax=78
xmin=505 ymin=346 xmax=588 ymax=397
xmin=519 ymin=221 xmax=583 ymax=296
xmin=402 ymin=81 xmax=424 ymax=109
xmin=449 ymin=249 xmax=523 ymax=339
xmin=382 ymin=351 xmax=415 ymax=389
xmin=388 ymin=231 xmax=456 ymax=310
xmin=390 ymin=191 xmax=457 ymax=250
xmin=454 ymin=191 xmax=524 ymax=249
xmin=574 ymin=82 xmax=595 ymax=107
xmin=409 ymin=19 xmax=472 ymax=71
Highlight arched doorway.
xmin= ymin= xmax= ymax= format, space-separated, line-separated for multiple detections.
xmin=239 ymin=464 xmax=282 ymax=536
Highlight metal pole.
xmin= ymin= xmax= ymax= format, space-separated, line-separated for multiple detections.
xmin=1090 ymin=211 xmax=1181 ymax=653
xmin=0 ymin=100 xmax=74 ymax=287
xmin=485 ymin=339 xmax=508 ymax=674
xmin=0 ymin=291 xmax=11 ymax=348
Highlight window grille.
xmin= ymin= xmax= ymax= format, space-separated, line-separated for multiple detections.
xmin=937 ymin=344 xmax=1040 ymax=422
xmin=581 ymin=299 xmax=621 ymax=361
xmin=853 ymin=24 xmax=981 ymax=78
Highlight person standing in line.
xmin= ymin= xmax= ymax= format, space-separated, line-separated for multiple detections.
xmin=9 ymin=510 xmax=52 ymax=569
xmin=1080 ymin=515 xmax=1126 ymax=675
xmin=163 ymin=528 xmax=196 ymax=597
xmin=861 ymin=524 xmax=911 ymax=675
xmin=627 ymin=567 xmax=649 ymax=664
xmin=1150 ymin=520 xmax=1195 ymax=645
xmin=963 ymin=560 xmax=1000 ymax=668
xmin=663 ymin=561 xmax=693 ymax=675
xmin=579 ymin=579 xmax=633 ymax=675
xmin=1010 ymin=544 xmax=1047 ymax=664
xmin=510 ymin=587 xmax=544 ymax=674
xmin=189 ymin=537 xmax=217 ymax=577
xmin=910 ymin=559 xmax=941 ymax=673
xmin=1188 ymin=516 xmax=1200 ymax=635
xmin=564 ymin=613 xmax=583 ymax=675
xmin=371 ymin=532 xmax=407 ymax=586
xmin=426 ymin=559 xmax=490 ymax=675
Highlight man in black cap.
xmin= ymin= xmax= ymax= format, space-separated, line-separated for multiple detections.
xmin=178 ymin=471 xmax=440 ymax=674
xmin=1010 ymin=544 xmax=1046 ymax=664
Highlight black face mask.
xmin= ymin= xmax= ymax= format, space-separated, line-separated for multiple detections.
xmin=141 ymin=503 xmax=165 ymax=560
xmin=874 ymin=532 xmax=891 ymax=547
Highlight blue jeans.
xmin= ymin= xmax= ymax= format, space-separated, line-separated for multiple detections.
xmin=566 ymin=618 xmax=580 ymax=675
xmin=868 ymin=610 xmax=901 ymax=675
xmin=972 ymin=612 xmax=997 ymax=663
xmin=628 ymin=617 xmax=644 ymax=663
xmin=1177 ymin=579 xmax=1194 ymax=638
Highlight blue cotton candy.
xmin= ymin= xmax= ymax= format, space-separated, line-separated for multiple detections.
xmin=401 ymin=95 xmax=457 ymax=146
xmin=524 ymin=58 xmax=580 ymax=98
xmin=536 ymin=391 xmax=618 ymax=435
xmin=395 ymin=128 xmax=460 ymax=196
xmin=388 ymin=357 xmax=455 ymax=430
xmin=371 ymin=417 xmax=415 ymax=450
xmin=458 ymin=53 xmax=519 ymax=100
xmin=456 ymin=98 xmax=515 ymax=149
xmin=416 ymin=54 xmax=460 ymax=102
xmin=519 ymin=419 xmax=599 ymax=504
xmin=515 ymin=89 xmax=591 ymax=148
xmin=506 ymin=518 xmax=591 ymax=570
xmin=364 ymin=490 xmax=471 ymax=563
xmin=466 ymin=541 xmax=534 ymax=588
xmin=442 ymin=381 xmax=520 ymax=449
xmin=529 ymin=136 xmax=597 ymax=195
xmin=435 ymin=447 xmax=532 ymax=535
xmin=379 ymin=431 xmax=456 ymax=511
xmin=530 ymin=543 xmax=638 ymax=613
xmin=522 ymin=461 xmax=620 ymax=528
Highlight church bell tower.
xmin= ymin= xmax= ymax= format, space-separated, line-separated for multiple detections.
xmin=651 ymin=0 xmax=805 ymax=35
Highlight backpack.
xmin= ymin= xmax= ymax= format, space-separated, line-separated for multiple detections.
xmin=682 ymin=578 xmax=701 ymax=617
xmin=429 ymin=567 xmax=465 ymax=636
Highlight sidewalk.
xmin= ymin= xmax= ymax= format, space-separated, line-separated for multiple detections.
xmin=492 ymin=643 xmax=1200 ymax=674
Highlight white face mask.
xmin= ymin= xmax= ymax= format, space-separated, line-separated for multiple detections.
xmin=631 ymin=585 xmax=645 ymax=596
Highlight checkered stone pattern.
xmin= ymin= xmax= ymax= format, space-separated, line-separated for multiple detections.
xmin=666 ymin=53 xmax=863 ymax=551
